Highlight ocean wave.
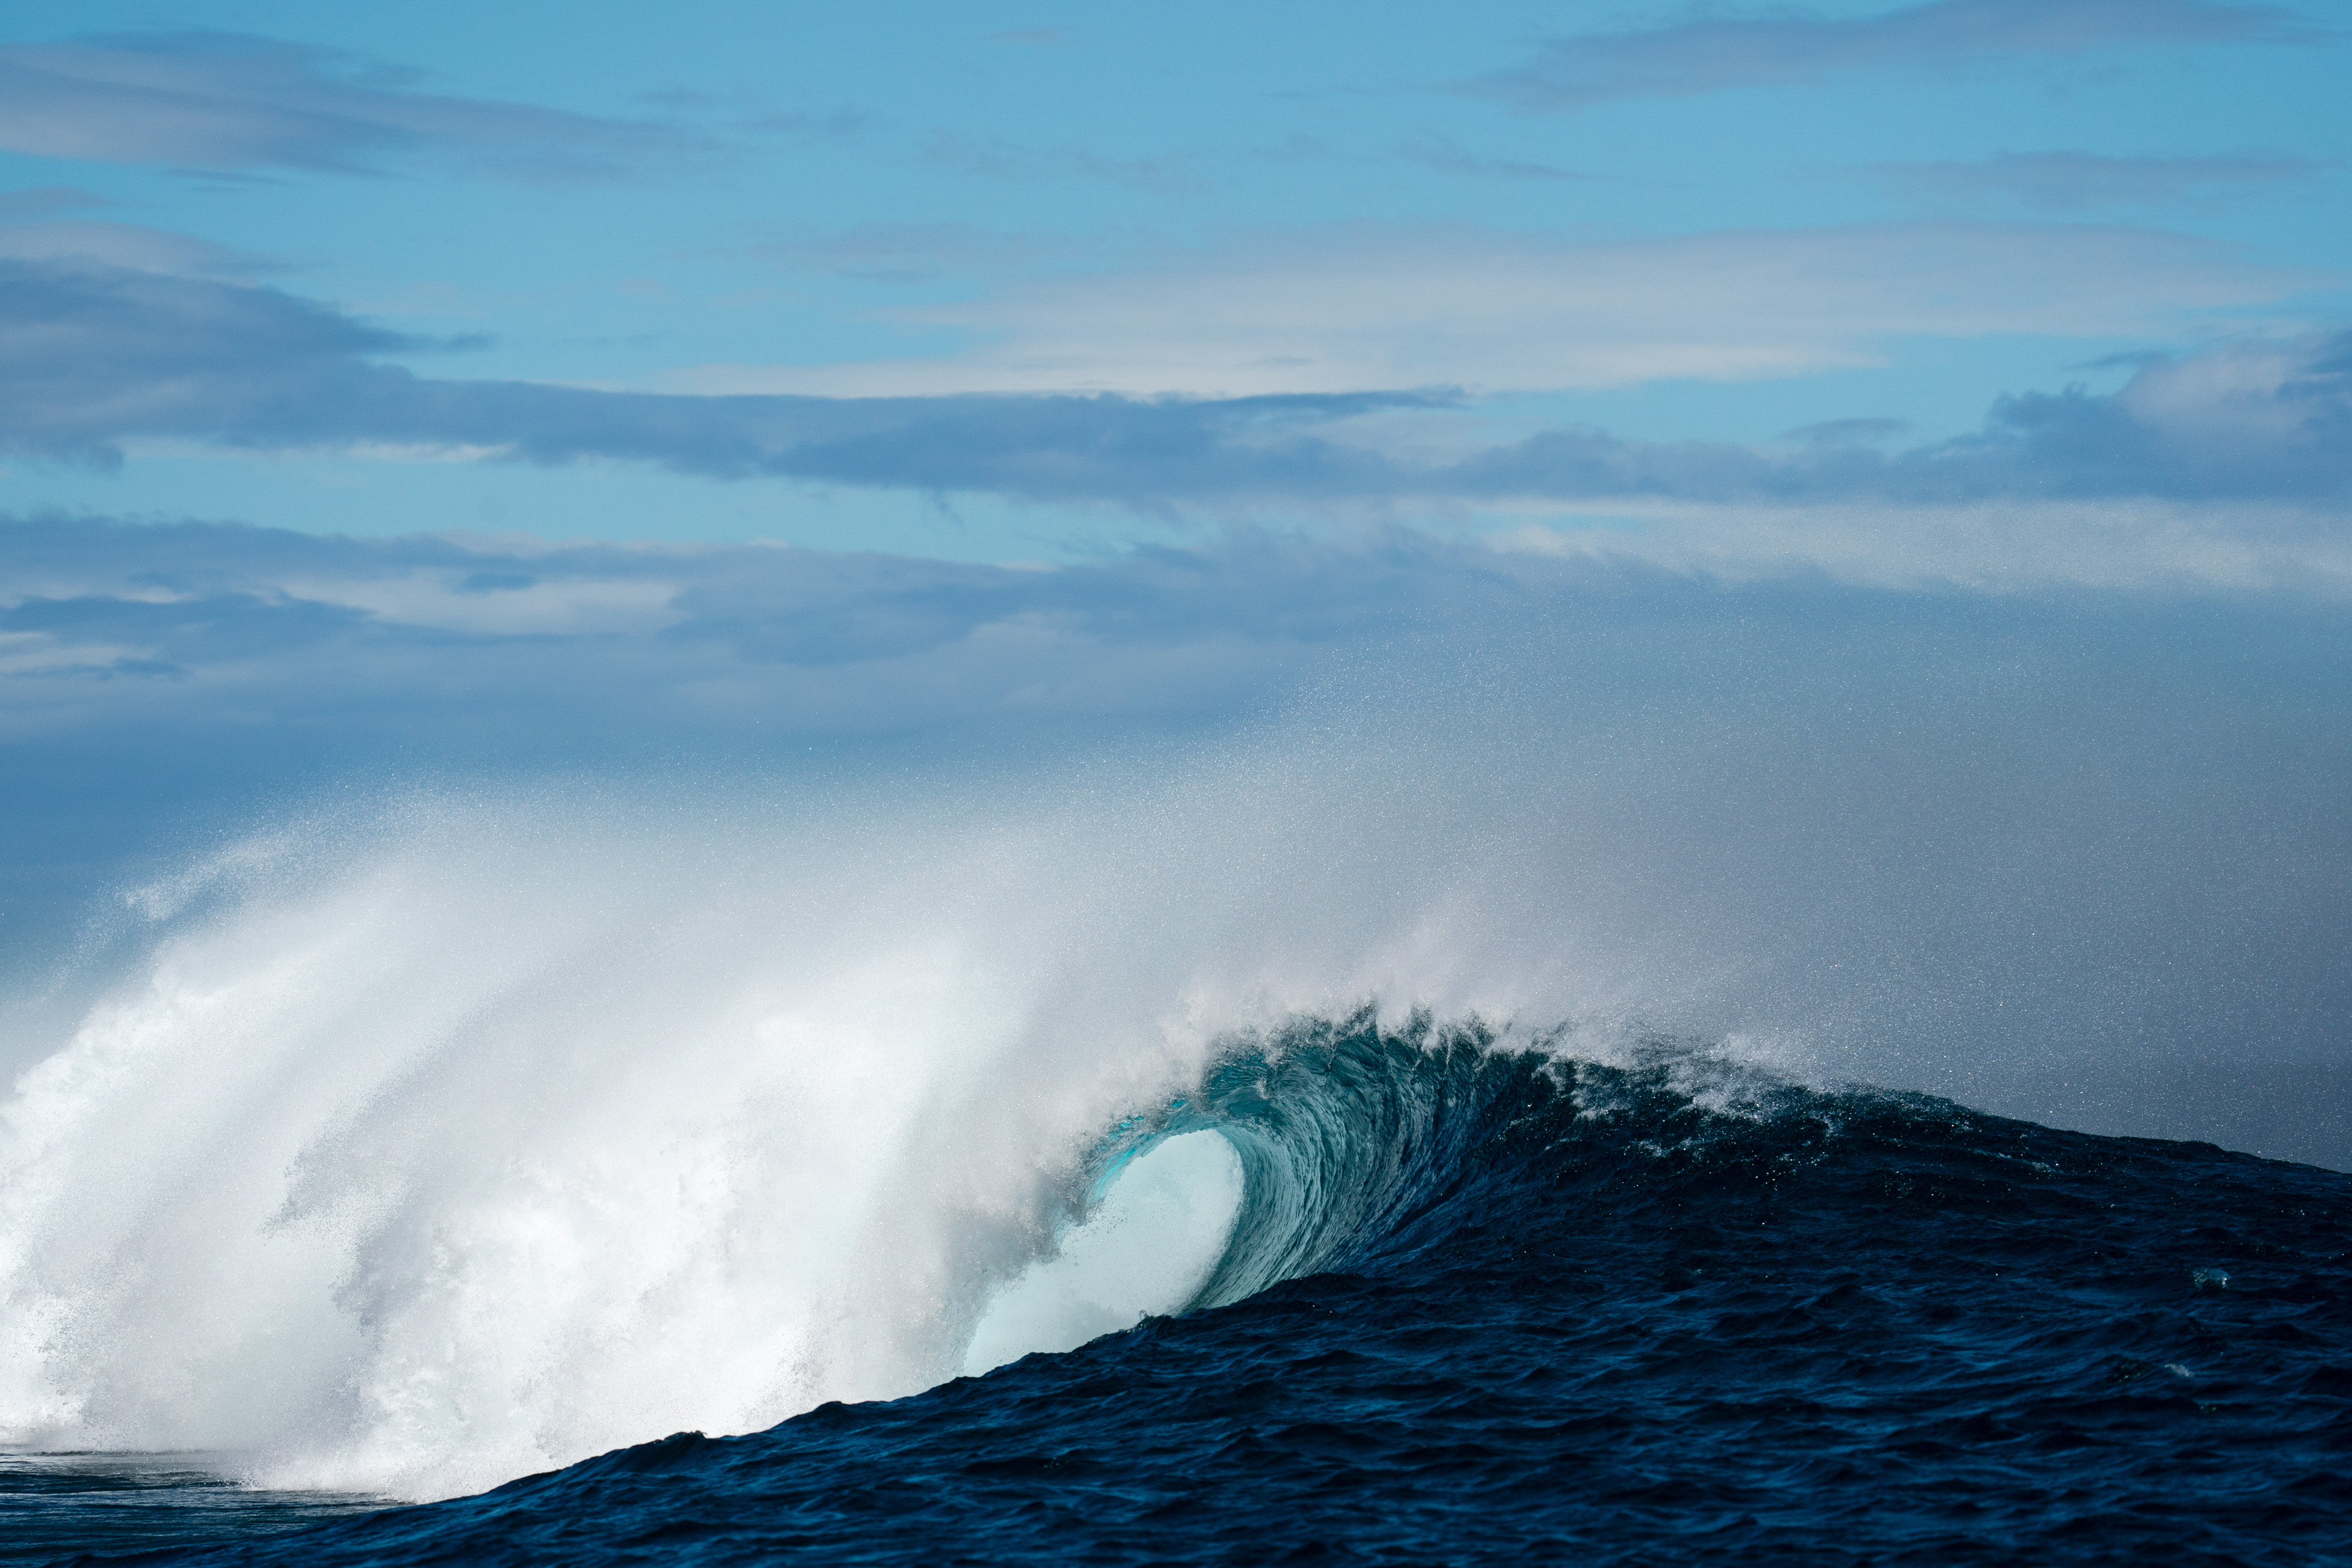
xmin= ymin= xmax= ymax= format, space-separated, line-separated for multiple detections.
xmin=3 ymin=719 xmax=2346 ymax=1522
xmin=0 ymin=779 xmax=1658 ymax=1503
xmin=37 ymin=1004 xmax=2349 ymax=1565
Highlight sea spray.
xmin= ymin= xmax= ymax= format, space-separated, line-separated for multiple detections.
xmin=0 ymin=768 xmax=1600 ymax=1500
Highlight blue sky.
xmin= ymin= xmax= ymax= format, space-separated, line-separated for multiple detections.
xmin=0 ymin=0 xmax=2344 ymax=555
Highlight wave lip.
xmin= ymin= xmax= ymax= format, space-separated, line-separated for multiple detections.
xmin=1092 ymin=1009 xmax=1839 ymax=1317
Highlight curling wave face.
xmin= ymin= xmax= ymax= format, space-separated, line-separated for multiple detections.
xmin=960 ymin=1013 xmax=1541 ymax=1380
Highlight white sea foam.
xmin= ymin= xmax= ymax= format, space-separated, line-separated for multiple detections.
xmin=0 ymin=764 xmax=1589 ymax=1501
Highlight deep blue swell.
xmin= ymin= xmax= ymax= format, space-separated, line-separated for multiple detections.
xmin=71 ymin=1012 xmax=2352 ymax=1564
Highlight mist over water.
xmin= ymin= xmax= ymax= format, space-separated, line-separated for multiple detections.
xmin=2 ymin=589 xmax=2347 ymax=1504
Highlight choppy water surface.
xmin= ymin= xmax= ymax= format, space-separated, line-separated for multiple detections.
xmin=18 ymin=1015 xmax=2351 ymax=1565
xmin=0 ymin=1453 xmax=383 ymax=1564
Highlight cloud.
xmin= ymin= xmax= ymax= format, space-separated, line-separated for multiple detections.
xmin=0 ymin=518 xmax=1503 ymax=759
xmin=1474 ymin=0 xmax=2321 ymax=111
xmin=1 ymin=512 xmax=2346 ymax=879
xmin=676 ymin=221 xmax=2323 ymax=398
xmin=2 ymin=255 xmax=2346 ymax=514
xmin=0 ymin=32 xmax=693 ymax=179
xmin=0 ymin=255 xmax=1428 ymax=496
xmin=0 ymin=186 xmax=271 ymax=276
xmin=1493 ymin=494 xmax=2352 ymax=595
xmin=1995 ymin=332 xmax=2352 ymax=495
xmin=0 ymin=179 xmax=275 ymax=277
xmin=0 ymin=258 xmax=420 ymax=464
xmin=0 ymin=218 xmax=265 ymax=276
xmin=1 ymin=504 xmax=2336 ymax=763
xmin=0 ymin=186 xmax=118 ymax=219
xmin=1447 ymin=332 xmax=2352 ymax=509
xmin=1781 ymin=417 xmax=1912 ymax=448
xmin=1878 ymin=151 xmax=2327 ymax=211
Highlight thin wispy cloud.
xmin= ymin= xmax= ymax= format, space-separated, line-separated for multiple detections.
xmin=0 ymin=185 xmax=119 ymax=218
xmin=1780 ymin=417 xmax=1913 ymax=448
xmin=1878 ymin=150 xmax=2327 ymax=211
xmin=679 ymin=222 xmax=2326 ymax=398
xmin=0 ymin=32 xmax=697 ymax=179
xmin=1473 ymin=0 xmax=2321 ymax=111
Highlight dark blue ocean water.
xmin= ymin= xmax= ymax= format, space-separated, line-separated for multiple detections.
xmin=16 ymin=1014 xmax=2352 ymax=1565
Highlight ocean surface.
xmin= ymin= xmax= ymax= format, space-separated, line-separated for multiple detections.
xmin=9 ymin=1013 xmax=2350 ymax=1565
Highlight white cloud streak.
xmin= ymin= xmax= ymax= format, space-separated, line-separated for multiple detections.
xmin=675 ymin=222 xmax=2328 ymax=398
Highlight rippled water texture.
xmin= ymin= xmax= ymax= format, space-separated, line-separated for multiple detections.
xmin=0 ymin=1455 xmax=381 ymax=1565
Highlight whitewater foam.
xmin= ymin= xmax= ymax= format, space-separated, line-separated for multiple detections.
xmin=0 ymin=770 xmax=1587 ymax=1500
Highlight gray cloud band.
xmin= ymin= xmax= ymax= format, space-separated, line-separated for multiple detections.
xmin=0 ymin=33 xmax=690 ymax=178
xmin=2 ymin=258 xmax=2346 ymax=507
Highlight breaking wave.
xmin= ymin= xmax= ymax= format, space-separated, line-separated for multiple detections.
xmin=0 ymin=770 xmax=1650 ymax=1501
xmin=3 ymin=634 xmax=2347 ymax=1511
